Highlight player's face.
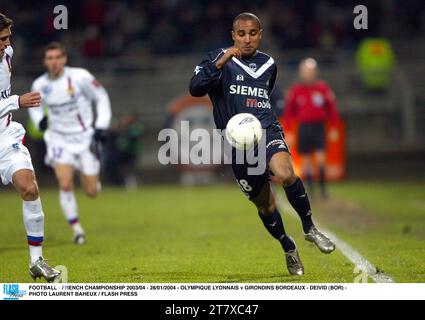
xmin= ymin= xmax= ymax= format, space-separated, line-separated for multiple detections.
xmin=299 ymin=64 xmax=318 ymax=84
xmin=0 ymin=27 xmax=11 ymax=59
xmin=44 ymin=49 xmax=67 ymax=76
xmin=232 ymin=19 xmax=262 ymax=57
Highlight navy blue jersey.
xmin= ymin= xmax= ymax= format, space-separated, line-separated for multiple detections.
xmin=189 ymin=48 xmax=279 ymax=130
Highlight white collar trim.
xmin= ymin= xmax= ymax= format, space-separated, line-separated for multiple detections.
xmin=231 ymin=56 xmax=274 ymax=79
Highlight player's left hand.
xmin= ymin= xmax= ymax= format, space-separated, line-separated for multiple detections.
xmin=94 ymin=129 xmax=108 ymax=143
xmin=39 ymin=116 xmax=48 ymax=132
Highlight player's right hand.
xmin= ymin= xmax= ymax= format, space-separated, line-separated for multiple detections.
xmin=216 ymin=47 xmax=242 ymax=69
xmin=19 ymin=92 xmax=41 ymax=108
xmin=94 ymin=129 xmax=108 ymax=143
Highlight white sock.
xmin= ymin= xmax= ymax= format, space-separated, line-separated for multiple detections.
xmin=59 ymin=190 xmax=84 ymax=235
xmin=72 ymin=222 xmax=84 ymax=236
xmin=23 ymin=198 xmax=44 ymax=264
xmin=29 ymin=246 xmax=43 ymax=264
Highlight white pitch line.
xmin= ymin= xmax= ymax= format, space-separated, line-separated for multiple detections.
xmin=276 ymin=199 xmax=395 ymax=283
xmin=318 ymin=228 xmax=395 ymax=283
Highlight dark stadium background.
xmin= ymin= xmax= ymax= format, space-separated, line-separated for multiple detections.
xmin=2 ymin=0 xmax=425 ymax=186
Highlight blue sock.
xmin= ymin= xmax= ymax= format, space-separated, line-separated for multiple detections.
xmin=284 ymin=178 xmax=314 ymax=234
xmin=258 ymin=208 xmax=296 ymax=252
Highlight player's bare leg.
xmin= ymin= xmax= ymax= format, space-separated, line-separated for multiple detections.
xmin=252 ymin=182 xmax=304 ymax=275
xmin=79 ymin=173 xmax=100 ymax=244
xmin=315 ymin=150 xmax=328 ymax=199
xmin=80 ymin=173 xmax=99 ymax=198
xmin=13 ymin=169 xmax=40 ymax=202
xmin=54 ymin=164 xmax=85 ymax=244
xmin=269 ymin=152 xmax=335 ymax=253
xmin=12 ymin=169 xmax=60 ymax=282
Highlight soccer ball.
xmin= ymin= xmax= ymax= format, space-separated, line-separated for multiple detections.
xmin=225 ymin=113 xmax=263 ymax=150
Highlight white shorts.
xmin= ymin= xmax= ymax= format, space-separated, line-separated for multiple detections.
xmin=44 ymin=130 xmax=100 ymax=176
xmin=0 ymin=122 xmax=34 ymax=185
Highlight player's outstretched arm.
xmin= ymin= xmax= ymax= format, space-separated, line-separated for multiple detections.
xmin=282 ymin=86 xmax=298 ymax=129
xmin=80 ymin=71 xmax=112 ymax=130
xmin=19 ymin=92 xmax=41 ymax=108
xmin=28 ymin=82 xmax=47 ymax=130
xmin=0 ymin=95 xmax=19 ymax=118
xmin=323 ymin=84 xmax=340 ymax=124
xmin=0 ymin=92 xmax=41 ymax=118
xmin=189 ymin=49 xmax=235 ymax=97
xmin=28 ymin=103 xmax=47 ymax=132
xmin=92 ymin=84 xmax=112 ymax=131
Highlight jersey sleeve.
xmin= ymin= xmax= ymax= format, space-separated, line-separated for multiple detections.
xmin=189 ymin=50 xmax=224 ymax=97
xmin=27 ymin=81 xmax=46 ymax=129
xmin=79 ymin=69 xmax=112 ymax=130
xmin=322 ymin=83 xmax=340 ymax=124
xmin=0 ymin=95 xmax=20 ymax=119
xmin=268 ymin=65 xmax=277 ymax=95
xmin=283 ymin=85 xmax=298 ymax=127
xmin=0 ymin=46 xmax=20 ymax=118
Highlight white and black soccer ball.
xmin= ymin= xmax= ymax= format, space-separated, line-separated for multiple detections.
xmin=225 ymin=113 xmax=263 ymax=150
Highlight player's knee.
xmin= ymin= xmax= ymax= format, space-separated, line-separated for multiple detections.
xmin=59 ymin=181 xmax=73 ymax=192
xmin=257 ymin=201 xmax=276 ymax=216
xmin=85 ymin=187 xmax=98 ymax=198
xmin=21 ymin=182 xmax=39 ymax=201
xmin=264 ymin=203 xmax=277 ymax=216
xmin=274 ymin=165 xmax=296 ymax=186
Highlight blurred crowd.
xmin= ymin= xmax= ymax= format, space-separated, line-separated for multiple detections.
xmin=2 ymin=0 xmax=424 ymax=62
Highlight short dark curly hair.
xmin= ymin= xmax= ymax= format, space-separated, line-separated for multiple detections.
xmin=0 ymin=12 xmax=13 ymax=32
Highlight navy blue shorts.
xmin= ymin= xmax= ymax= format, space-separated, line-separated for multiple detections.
xmin=231 ymin=123 xmax=290 ymax=200
xmin=298 ymin=123 xmax=325 ymax=154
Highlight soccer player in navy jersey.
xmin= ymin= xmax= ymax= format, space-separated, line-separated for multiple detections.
xmin=189 ymin=12 xmax=335 ymax=276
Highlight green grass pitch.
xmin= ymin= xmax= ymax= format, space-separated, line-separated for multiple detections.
xmin=1 ymin=181 xmax=424 ymax=283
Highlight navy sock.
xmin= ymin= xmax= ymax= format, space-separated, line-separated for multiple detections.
xmin=258 ymin=208 xmax=296 ymax=252
xmin=284 ymin=178 xmax=314 ymax=234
